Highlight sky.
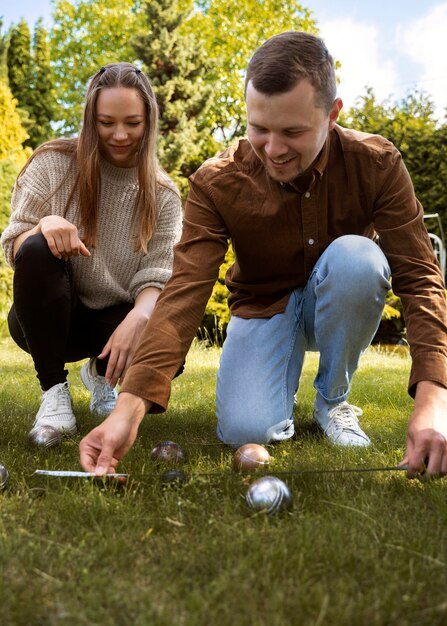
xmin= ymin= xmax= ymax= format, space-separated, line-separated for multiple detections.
xmin=2 ymin=0 xmax=447 ymax=120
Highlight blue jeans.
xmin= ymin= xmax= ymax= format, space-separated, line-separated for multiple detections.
xmin=216 ymin=235 xmax=391 ymax=446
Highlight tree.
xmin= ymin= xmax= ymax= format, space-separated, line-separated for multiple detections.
xmin=7 ymin=19 xmax=35 ymax=146
xmin=0 ymin=80 xmax=29 ymax=161
xmin=31 ymin=19 xmax=55 ymax=146
xmin=342 ymin=88 xmax=447 ymax=233
xmin=50 ymin=0 xmax=144 ymax=135
xmin=5 ymin=19 xmax=54 ymax=148
xmin=0 ymin=19 xmax=7 ymax=80
xmin=0 ymin=79 xmax=29 ymax=331
xmin=133 ymin=0 xmax=218 ymax=190
xmin=186 ymin=0 xmax=318 ymax=143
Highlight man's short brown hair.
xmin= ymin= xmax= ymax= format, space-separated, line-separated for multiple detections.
xmin=245 ymin=31 xmax=337 ymax=113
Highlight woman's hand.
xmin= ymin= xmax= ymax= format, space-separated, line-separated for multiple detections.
xmin=39 ymin=215 xmax=90 ymax=259
xmin=98 ymin=309 xmax=150 ymax=387
xmin=98 ymin=287 xmax=161 ymax=387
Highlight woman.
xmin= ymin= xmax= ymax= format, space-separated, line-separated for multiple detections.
xmin=1 ymin=63 xmax=183 ymax=438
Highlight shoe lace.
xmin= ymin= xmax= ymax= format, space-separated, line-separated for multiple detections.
xmin=327 ymin=403 xmax=363 ymax=432
xmin=46 ymin=383 xmax=71 ymax=412
xmin=91 ymin=376 xmax=115 ymax=404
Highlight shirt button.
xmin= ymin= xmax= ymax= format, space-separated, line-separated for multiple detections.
xmin=304 ymin=191 xmax=311 ymax=198
xmin=308 ymin=239 xmax=314 ymax=245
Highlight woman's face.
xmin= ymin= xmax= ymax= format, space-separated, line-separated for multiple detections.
xmin=95 ymin=87 xmax=146 ymax=168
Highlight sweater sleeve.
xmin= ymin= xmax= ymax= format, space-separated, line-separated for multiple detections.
xmin=1 ymin=151 xmax=75 ymax=269
xmin=0 ymin=162 xmax=51 ymax=268
xmin=128 ymin=186 xmax=184 ymax=299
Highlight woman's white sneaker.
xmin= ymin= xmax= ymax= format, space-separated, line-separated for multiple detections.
xmin=31 ymin=382 xmax=77 ymax=435
xmin=80 ymin=357 xmax=117 ymax=417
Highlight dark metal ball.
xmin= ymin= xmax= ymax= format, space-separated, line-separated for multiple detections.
xmin=233 ymin=443 xmax=272 ymax=473
xmin=150 ymin=440 xmax=185 ymax=464
xmin=0 ymin=463 xmax=9 ymax=492
xmin=28 ymin=425 xmax=63 ymax=449
xmin=160 ymin=468 xmax=189 ymax=486
xmin=246 ymin=476 xmax=293 ymax=515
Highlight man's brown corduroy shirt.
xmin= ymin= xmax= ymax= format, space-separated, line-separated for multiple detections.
xmin=121 ymin=124 xmax=447 ymax=410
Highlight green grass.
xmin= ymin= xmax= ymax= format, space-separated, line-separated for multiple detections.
xmin=1 ymin=338 xmax=447 ymax=626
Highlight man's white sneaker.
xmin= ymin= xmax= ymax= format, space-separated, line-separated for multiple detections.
xmin=313 ymin=401 xmax=370 ymax=447
xmin=80 ymin=357 xmax=117 ymax=417
xmin=30 ymin=382 xmax=77 ymax=435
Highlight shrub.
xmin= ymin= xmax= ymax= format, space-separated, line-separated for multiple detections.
xmin=199 ymin=245 xmax=233 ymax=344
xmin=0 ymin=158 xmax=19 ymax=335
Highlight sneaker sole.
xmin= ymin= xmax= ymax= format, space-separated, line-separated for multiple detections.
xmin=80 ymin=362 xmax=94 ymax=393
xmin=34 ymin=422 xmax=77 ymax=435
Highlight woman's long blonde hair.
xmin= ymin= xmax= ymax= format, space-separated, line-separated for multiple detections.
xmin=17 ymin=62 xmax=176 ymax=252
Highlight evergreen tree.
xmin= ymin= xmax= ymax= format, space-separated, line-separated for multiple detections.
xmin=0 ymin=79 xmax=29 ymax=324
xmin=31 ymin=19 xmax=54 ymax=146
xmin=0 ymin=19 xmax=7 ymax=80
xmin=7 ymin=19 xmax=35 ymax=147
xmin=133 ymin=0 xmax=218 ymax=192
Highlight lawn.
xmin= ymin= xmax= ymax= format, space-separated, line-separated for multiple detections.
xmin=0 ymin=337 xmax=446 ymax=626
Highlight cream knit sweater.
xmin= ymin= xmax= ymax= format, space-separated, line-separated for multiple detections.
xmin=1 ymin=149 xmax=183 ymax=309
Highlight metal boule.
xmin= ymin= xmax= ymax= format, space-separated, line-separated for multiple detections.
xmin=150 ymin=440 xmax=185 ymax=464
xmin=28 ymin=425 xmax=63 ymax=449
xmin=233 ymin=443 xmax=272 ymax=473
xmin=246 ymin=476 xmax=292 ymax=515
xmin=160 ymin=468 xmax=189 ymax=486
xmin=0 ymin=463 xmax=10 ymax=492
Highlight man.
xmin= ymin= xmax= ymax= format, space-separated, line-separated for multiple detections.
xmin=80 ymin=32 xmax=447 ymax=478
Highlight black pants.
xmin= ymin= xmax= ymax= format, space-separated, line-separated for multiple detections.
xmin=9 ymin=233 xmax=132 ymax=390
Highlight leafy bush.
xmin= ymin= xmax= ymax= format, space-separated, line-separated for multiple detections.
xmin=0 ymin=157 xmax=19 ymax=335
xmin=373 ymin=289 xmax=406 ymax=345
xmin=199 ymin=245 xmax=233 ymax=344
xmin=0 ymin=78 xmax=30 ymax=335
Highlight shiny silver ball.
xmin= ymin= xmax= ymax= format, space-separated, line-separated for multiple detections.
xmin=246 ymin=476 xmax=292 ymax=515
xmin=0 ymin=463 xmax=9 ymax=492
xmin=150 ymin=440 xmax=185 ymax=464
xmin=28 ymin=425 xmax=63 ymax=449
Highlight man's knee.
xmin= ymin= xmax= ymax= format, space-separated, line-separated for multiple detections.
xmin=327 ymin=235 xmax=390 ymax=277
xmin=218 ymin=420 xmax=269 ymax=448
xmin=217 ymin=411 xmax=294 ymax=448
xmin=320 ymin=236 xmax=390 ymax=301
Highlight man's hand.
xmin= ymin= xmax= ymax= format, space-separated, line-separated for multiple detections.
xmin=79 ymin=393 xmax=149 ymax=475
xmin=401 ymin=381 xmax=447 ymax=478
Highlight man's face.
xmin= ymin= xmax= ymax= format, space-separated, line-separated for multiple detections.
xmin=246 ymin=79 xmax=342 ymax=183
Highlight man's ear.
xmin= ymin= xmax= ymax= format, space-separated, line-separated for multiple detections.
xmin=328 ymin=98 xmax=343 ymax=129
